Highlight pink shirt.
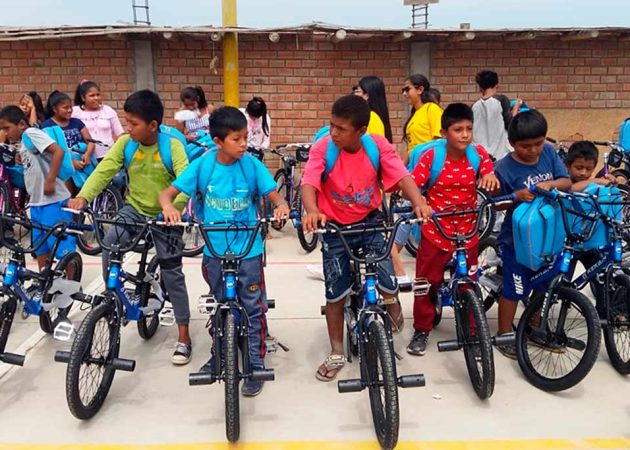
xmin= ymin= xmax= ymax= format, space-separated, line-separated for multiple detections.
xmin=72 ymin=105 xmax=124 ymax=159
xmin=302 ymin=134 xmax=409 ymax=224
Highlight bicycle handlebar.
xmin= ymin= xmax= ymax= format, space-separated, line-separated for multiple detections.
xmin=0 ymin=213 xmax=87 ymax=255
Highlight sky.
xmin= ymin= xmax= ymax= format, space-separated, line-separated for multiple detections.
xmin=0 ymin=0 xmax=628 ymax=29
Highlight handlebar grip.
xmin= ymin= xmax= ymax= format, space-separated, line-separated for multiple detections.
xmin=391 ymin=205 xmax=412 ymax=214
xmin=490 ymin=193 xmax=516 ymax=204
xmin=528 ymin=185 xmax=558 ymax=199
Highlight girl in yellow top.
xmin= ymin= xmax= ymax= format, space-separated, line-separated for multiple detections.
xmin=355 ymin=76 xmax=393 ymax=143
xmin=402 ymin=74 xmax=443 ymax=153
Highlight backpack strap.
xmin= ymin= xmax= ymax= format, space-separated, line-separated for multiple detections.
xmin=196 ymin=151 xmax=258 ymax=208
xmin=123 ymin=132 xmax=175 ymax=178
xmin=322 ymin=135 xmax=380 ymax=182
xmin=425 ymin=141 xmax=481 ymax=190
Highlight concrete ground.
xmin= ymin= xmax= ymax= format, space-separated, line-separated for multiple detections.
xmin=0 ymin=227 xmax=628 ymax=450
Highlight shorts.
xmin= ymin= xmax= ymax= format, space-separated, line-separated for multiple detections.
xmin=31 ymin=201 xmax=76 ymax=258
xmin=500 ymin=243 xmax=534 ymax=302
xmin=322 ymin=214 xmax=398 ymax=303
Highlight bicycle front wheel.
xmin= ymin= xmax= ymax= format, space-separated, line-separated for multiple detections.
xmin=516 ymin=287 xmax=601 ymax=392
xmin=603 ymin=273 xmax=630 ymax=374
xmin=137 ymin=255 xmax=164 ymax=340
xmin=295 ymin=188 xmax=318 ymax=253
xmin=40 ymin=252 xmax=83 ymax=334
xmin=77 ymin=185 xmax=122 ymax=256
xmin=271 ymin=169 xmax=287 ymax=231
xmin=224 ymin=312 xmax=240 ymax=443
xmin=365 ymin=320 xmax=399 ymax=450
xmin=0 ymin=294 xmax=17 ymax=354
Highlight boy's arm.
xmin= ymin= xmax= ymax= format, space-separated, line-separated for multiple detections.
xmin=75 ymin=136 xmax=127 ymax=204
xmin=398 ymin=176 xmax=431 ymax=222
xmin=476 ymin=146 xmax=500 ymax=193
xmin=301 ymin=184 xmax=326 ymax=232
xmin=43 ymin=142 xmax=65 ymax=196
xmin=159 ymin=185 xmax=183 ymax=224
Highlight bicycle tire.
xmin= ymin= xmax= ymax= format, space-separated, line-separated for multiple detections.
xmin=603 ymin=273 xmax=630 ymax=374
xmin=432 ymin=291 xmax=443 ymax=328
xmin=77 ymin=185 xmax=123 ymax=256
xmin=137 ymin=255 xmax=164 ymax=340
xmin=515 ymin=287 xmax=601 ymax=392
xmin=39 ymin=252 xmax=83 ymax=334
xmin=459 ymin=289 xmax=495 ymax=399
xmin=225 ymin=312 xmax=240 ymax=443
xmin=0 ymin=295 xmax=17 ymax=354
xmin=181 ymin=202 xmax=204 ymax=257
xmin=0 ymin=183 xmax=13 ymax=266
xmin=476 ymin=188 xmax=496 ymax=242
xmin=365 ymin=319 xmax=399 ymax=450
xmin=271 ymin=169 xmax=287 ymax=231
xmin=295 ymin=188 xmax=318 ymax=253
xmin=66 ymin=300 xmax=120 ymax=420
xmin=478 ymin=235 xmax=502 ymax=312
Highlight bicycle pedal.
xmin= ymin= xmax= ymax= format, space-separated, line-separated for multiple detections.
xmin=53 ymin=320 xmax=75 ymax=342
xmin=265 ymin=336 xmax=290 ymax=353
xmin=198 ymin=295 xmax=218 ymax=315
xmin=158 ymin=306 xmax=175 ymax=327
xmin=412 ymin=277 xmax=431 ymax=296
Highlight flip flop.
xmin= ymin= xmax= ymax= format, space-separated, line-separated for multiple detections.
xmin=315 ymin=354 xmax=346 ymax=382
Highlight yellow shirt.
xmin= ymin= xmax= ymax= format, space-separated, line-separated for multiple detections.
xmin=406 ymin=102 xmax=443 ymax=154
xmin=367 ymin=111 xmax=385 ymax=138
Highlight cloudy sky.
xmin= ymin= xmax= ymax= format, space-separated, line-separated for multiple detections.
xmin=1 ymin=0 xmax=628 ymax=29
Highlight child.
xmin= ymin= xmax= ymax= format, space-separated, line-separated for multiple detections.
xmin=0 ymin=106 xmax=76 ymax=269
xmin=494 ymin=110 xmax=572 ymax=359
xmin=301 ymin=95 xmax=430 ymax=381
xmin=174 ymin=86 xmax=212 ymax=140
xmin=18 ymin=91 xmax=46 ymax=127
xmin=68 ymin=90 xmax=193 ymax=365
xmin=160 ymin=106 xmax=289 ymax=397
xmin=241 ymin=97 xmax=271 ymax=148
xmin=407 ymin=103 xmax=499 ymax=356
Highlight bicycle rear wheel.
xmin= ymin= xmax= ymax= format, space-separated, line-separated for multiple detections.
xmin=77 ymin=185 xmax=122 ymax=256
xmin=516 ymin=287 xmax=601 ymax=392
xmin=137 ymin=255 xmax=164 ymax=340
xmin=365 ymin=319 xmax=399 ymax=450
xmin=603 ymin=273 xmax=630 ymax=374
xmin=39 ymin=252 xmax=83 ymax=334
xmin=478 ymin=236 xmax=502 ymax=312
xmin=295 ymin=188 xmax=318 ymax=253
xmin=224 ymin=312 xmax=240 ymax=442
xmin=271 ymin=169 xmax=287 ymax=230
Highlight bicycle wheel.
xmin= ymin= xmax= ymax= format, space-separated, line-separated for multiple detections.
xmin=181 ymin=202 xmax=204 ymax=257
xmin=39 ymin=252 xmax=83 ymax=334
xmin=0 ymin=295 xmax=17 ymax=354
xmin=515 ymin=287 xmax=601 ymax=392
xmin=404 ymin=223 xmax=420 ymax=258
xmin=295 ymin=188 xmax=318 ymax=253
xmin=137 ymin=255 xmax=165 ymax=340
xmin=603 ymin=273 xmax=630 ymax=374
xmin=476 ymin=188 xmax=496 ymax=241
xmin=458 ymin=289 xmax=494 ymax=399
xmin=224 ymin=312 xmax=240 ymax=443
xmin=0 ymin=184 xmax=12 ymax=265
xmin=271 ymin=169 xmax=287 ymax=231
xmin=66 ymin=300 xmax=120 ymax=420
xmin=365 ymin=319 xmax=399 ymax=450
xmin=77 ymin=185 xmax=123 ymax=256
xmin=478 ymin=236 xmax=502 ymax=312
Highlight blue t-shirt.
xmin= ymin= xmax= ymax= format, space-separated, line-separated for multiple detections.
xmin=173 ymin=153 xmax=276 ymax=259
xmin=41 ymin=118 xmax=86 ymax=150
xmin=495 ymin=143 xmax=569 ymax=248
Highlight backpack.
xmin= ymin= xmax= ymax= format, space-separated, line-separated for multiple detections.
xmin=21 ymin=125 xmax=75 ymax=181
xmin=619 ymin=117 xmax=630 ymax=151
xmin=186 ymin=130 xmax=217 ymax=162
xmin=408 ymin=139 xmax=481 ymax=191
xmin=123 ymin=132 xmax=178 ymax=177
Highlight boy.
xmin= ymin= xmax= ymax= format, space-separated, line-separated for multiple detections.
xmin=68 ymin=90 xmax=193 ymax=365
xmin=565 ymin=141 xmax=613 ymax=191
xmin=494 ymin=110 xmax=572 ymax=359
xmin=160 ymin=106 xmax=289 ymax=397
xmin=302 ymin=95 xmax=430 ymax=381
xmin=407 ymin=103 xmax=499 ymax=356
xmin=0 ymin=106 xmax=76 ymax=269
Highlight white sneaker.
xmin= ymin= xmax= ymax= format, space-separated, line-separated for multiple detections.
xmin=306 ymin=264 xmax=325 ymax=281
xmin=171 ymin=342 xmax=192 ymax=365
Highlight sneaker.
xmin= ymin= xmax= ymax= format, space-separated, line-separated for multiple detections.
xmin=406 ymin=331 xmax=429 ymax=356
xmin=171 ymin=342 xmax=192 ymax=365
xmin=306 ymin=264 xmax=325 ymax=281
xmin=242 ymin=370 xmax=264 ymax=397
xmin=495 ymin=336 xmax=517 ymax=360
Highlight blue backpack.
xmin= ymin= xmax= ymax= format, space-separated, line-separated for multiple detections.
xmin=407 ymin=139 xmax=481 ymax=191
xmin=186 ymin=130 xmax=217 ymax=162
xmin=619 ymin=118 xmax=630 ymax=152
xmin=21 ymin=125 xmax=75 ymax=181
xmin=123 ymin=132 xmax=180 ymax=177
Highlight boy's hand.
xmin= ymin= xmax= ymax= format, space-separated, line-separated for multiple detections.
xmin=514 ymin=187 xmax=535 ymax=203
xmin=81 ymin=153 xmax=91 ymax=166
xmin=68 ymin=197 xmax=88 ymax=211
xmin=72 ymin=159 xmax=85 ymax=170
xmin=414 ymin=204 xmax=433 ymax=223
xmin=479 ymin=173 xmax=500 ymax=193
xmin=303 ymin=211 xmax=327 ymax=233
xmin=274 ymin=203 xmax=290 ymax=221
xmin=535 ymin=181 xmax=554 ymax=191
xmin=161 ymin=204 xmax=182 ymax=225
xmin=44 ymin=179 xmax=56 ymax=196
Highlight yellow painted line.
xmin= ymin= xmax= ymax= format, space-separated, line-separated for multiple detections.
xmin=0 ymin=439 xmax=629 ymax=450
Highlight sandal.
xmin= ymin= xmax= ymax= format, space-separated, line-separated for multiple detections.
xmin=315 ymin=354 xmax=346 ymax=382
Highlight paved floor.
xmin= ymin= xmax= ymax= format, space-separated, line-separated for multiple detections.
xmin=0 ymin=228 xmax=628 ymax=449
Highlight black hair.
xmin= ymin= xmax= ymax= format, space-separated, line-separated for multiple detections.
xmin=358 ymin=76 xmax=393 ymax=143
xmin=25 ymin=91 xmax=46 ymax=123
xmin=426 ymin=87 xmax=441 ymax=105
xmin=123 ymin=89 xmax=164 ymax=125
xmin=0 ymin=105 xmax=28 ymax=125
xmin=245 ymin=97 xmax=269 ymax=137
xmin=566 ymin=141 xmax=599 ymax=166
xmin=508 ymin=110 xmax=548 ymax=143
xmin=74 ymin=80 xmax=100 ymax=108
xmin=441 ymin=103 xmax=474 ymax=130
xmin=403 ymin=73 xmax=431 ymax=142
xmin=331 ymin=95 xmax=370 ymax=130
xmin=475 ymin=70 xmax=499 ymax=91
xmin=45 ymin=90 xmax=71 ymax=119
xmin=180 ymin=86 xmax=208 ymax=110
xmin=209 ymin=106 xmax=247 ymax=141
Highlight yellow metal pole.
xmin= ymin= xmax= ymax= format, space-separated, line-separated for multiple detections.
xmin=222 ymin=0 xmax=239 ymax=107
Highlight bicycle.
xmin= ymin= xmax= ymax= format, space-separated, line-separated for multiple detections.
xmin=546 ymin=137 xmax=569 ymax=162
xmin=54 ymin=207 xmax=175 ymax=419
xmin=0 ymin=212 xmax=86 ymax=367
xmin=0 ymin=144 xmax=30 ymax=262
xmin=317 ymin=216 xmax=425 ymax=450
xmin=188 ymin=218 xmax=276 ymax=443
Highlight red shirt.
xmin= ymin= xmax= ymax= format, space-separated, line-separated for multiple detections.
xmin=302 ymin=135 xmax=409 ymax=224
xmin=412 ymin=145 xmax=494 ymax=251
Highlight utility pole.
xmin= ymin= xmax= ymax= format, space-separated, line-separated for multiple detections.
xmin=223 ymin=0 xmax=239 ymax=107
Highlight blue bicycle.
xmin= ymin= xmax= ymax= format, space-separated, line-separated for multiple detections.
xmin=188 ymin=219 xmax=276 ymax=443
xmin=0 ymin=213 xmax=85 ymax=367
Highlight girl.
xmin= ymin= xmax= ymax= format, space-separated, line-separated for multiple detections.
xmin=72 ymin=80 xmax=124 ymax=161
xmin=355 ymin=76 xmax=393 ymax=143
xmin=18 ymin=91 xmax=46 ymax=127
xmin=242 ymin=97 xmax=271 ymax=148
xmin=174 ymin=86 xmax=212 ymax=140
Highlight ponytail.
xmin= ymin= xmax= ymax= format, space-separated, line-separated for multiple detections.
xmin=246 ymin=96 xmax=269 ymax=136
